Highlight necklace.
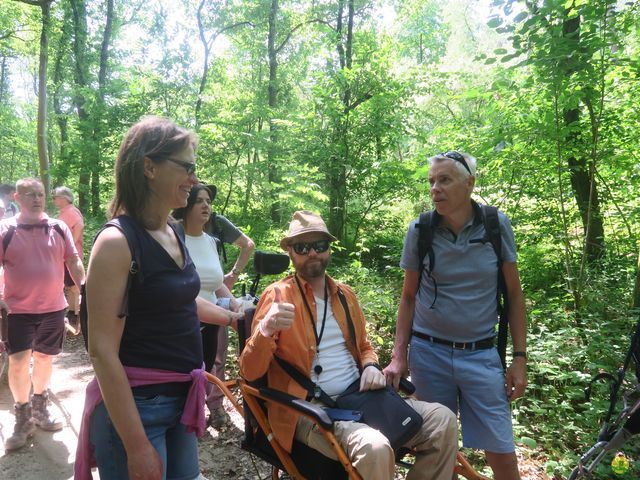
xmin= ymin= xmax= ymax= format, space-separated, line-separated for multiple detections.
xmin=295 ymin=275 xmax=328 ymax=376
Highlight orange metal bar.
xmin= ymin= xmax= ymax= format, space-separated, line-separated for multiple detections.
xmin=454 ymin=452 xmax=492 ymax=480
xmin=205 ymin=372 xmax=244 ymax=416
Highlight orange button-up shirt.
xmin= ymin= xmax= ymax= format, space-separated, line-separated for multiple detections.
xmin=239 ymin=274 xmax=378 ymax=452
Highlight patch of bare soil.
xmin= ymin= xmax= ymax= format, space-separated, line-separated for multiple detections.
xmin=0 ymin=334 xmax=550 ymax=479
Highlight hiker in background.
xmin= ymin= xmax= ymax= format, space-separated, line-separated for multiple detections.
xmin=53 ymin=186 xmax=84 ymax=334
xmin=384 ymin=151 xmax=527 ymax=480
xmin=0 ymin=183 xmax=19 ymax=219
xmin=0 ymin=178 xmax=84 ymax=451
xmin=203 ymin=184 xmax=255 ymax=428
xmin=172 ymin=183 xmax=241 ymax=428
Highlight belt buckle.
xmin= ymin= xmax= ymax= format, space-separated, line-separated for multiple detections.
xmin=452 ymin=341 xmax=467 ymax=350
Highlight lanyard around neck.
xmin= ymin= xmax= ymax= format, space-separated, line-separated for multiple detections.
xmin=294 ymin=275 xmax=328 ymax=349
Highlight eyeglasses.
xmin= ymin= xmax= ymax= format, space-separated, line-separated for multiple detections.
xmin=165 ymin=157 xmax=197 ymax=176
xmin=440 ymin=151 xmax=472 ymax=175
xmin=291 ymin=240 xmax=330 ymax=255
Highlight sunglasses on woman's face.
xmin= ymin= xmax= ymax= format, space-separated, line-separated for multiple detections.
xmin=165 ymin=157 xmax=197 ymax=176
xmin=291 ymin=240 xmax=330 ymax=255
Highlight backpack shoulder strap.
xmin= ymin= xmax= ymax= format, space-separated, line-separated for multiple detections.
xmin=481 ymin=205 xmax=509 ymax=370
xmin=481 ymin=205 xmax=502 ymax=264
xmin=415 ymin=211 xmax=435 ymax=275
xmin=2 ymin=225 xmax=16 ymax=255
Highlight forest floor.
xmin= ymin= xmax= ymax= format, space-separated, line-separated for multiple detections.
xmin=0 ymin=334 xmax=550 ymax=479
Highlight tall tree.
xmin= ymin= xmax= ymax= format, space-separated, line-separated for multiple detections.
xmin=19 ymin=0 xmax=54 ymax=197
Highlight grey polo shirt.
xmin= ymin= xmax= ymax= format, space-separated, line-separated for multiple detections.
xmin=204 ymin=214 xmax=242 ymax=244
xmin=400 ymin=204 xmax=518 ymax=343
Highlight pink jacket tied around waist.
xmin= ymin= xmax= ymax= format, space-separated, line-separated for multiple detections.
xmin=74 ymin=366 xmax=206 ymax=479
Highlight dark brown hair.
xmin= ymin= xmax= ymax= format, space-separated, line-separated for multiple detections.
xmin=171 ymin=183 xmax=213 ymax=229
xmin=108 ymin=116 xmax=197 ymax=223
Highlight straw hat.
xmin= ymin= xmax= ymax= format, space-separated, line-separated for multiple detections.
xmin=280 ymin=210 xmax=337 ymax=250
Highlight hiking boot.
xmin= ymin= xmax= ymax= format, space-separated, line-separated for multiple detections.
xmin=207 ymin=406 xmax=228 ymax=429
xmin=31 ymin=392 xmax=63 ymax=431
xmin=4 ymin=402 xmax=36 ymax=451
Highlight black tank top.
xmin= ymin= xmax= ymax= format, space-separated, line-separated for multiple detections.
xmin=117 ymin=219 xmax=203 ymax=374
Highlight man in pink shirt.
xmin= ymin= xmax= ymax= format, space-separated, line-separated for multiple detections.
xmin=0 ymin=178 xmax=85 ymax=451
xmin=52 ymin=186 xmax=84 ymax=334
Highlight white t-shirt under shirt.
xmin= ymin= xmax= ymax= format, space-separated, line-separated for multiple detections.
xmin=184 ymin=232 xmax=224 ymax=305
xmin=310 ymin=295 xmax=360 ymax=397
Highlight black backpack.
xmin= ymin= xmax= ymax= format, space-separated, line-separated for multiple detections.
xmin=79 ymin=216 xmax=143 ymax=351
xmin=1 ymin=222 xmax=66 ymax=264
xmin=415 ymin=204 xmax=510 ymax=369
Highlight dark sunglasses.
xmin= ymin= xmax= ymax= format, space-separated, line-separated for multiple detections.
xmin=440 ymin=151 xmax=471 ymax=175
xmin=165 ymin=157 xmax=197 ymax=176
xmin=291 ymin=240 xmax=330 ymax=255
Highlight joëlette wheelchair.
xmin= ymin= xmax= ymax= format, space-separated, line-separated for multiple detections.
xmin=203 ymin=250 xmax=490 ymax=480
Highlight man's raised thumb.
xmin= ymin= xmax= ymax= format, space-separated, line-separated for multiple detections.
xmin=273 ymin=286 xmax=282 ymax=303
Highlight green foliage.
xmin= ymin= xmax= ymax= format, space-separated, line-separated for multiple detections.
xmin=1 ymin=0 xmax=640 ymax=475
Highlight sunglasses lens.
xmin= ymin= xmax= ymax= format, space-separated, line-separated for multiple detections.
xmin=313 ymin=240 xmax=329 ymax=253
xmin=292 ymin=243 xmax=308 ymax=255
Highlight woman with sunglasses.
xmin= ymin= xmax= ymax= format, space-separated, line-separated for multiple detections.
xmin=172 ymin=184 xmax=242 ymax=427
xmin=75 ymin=117 xmax=240 ymax=480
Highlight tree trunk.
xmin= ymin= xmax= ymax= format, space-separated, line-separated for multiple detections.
xmin=267 ymin=0 xmax=280 ymax=224
xmin=327 ymin=0 xmax=354 ymax=242
xmin=34 ymin=0 xmax=52 ymax=198
xmin=52 ymin=4 xmax=72 ymax=186
xmin=90 ymin=0 xmax=115 ymax=215
xmin=562 ymin=15 xmax=605 ymax=264
xmin=633 ymin=249 xmax=640 ymax=310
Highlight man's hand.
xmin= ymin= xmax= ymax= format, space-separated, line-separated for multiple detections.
xmin=0 ymin=299 xmax=9 ymax=316
xmin=228 ymin=297 xmax=242 ymax=313
xmin=126 ymin=440 xmax=163 ymax=479
xmin=383 ymin=354 xmax=408 ymax=391
xmin=259 ymin=287 xmax=295 ymax=337
xmin=505 ymin=357 xmax=527 ymax=401
xmin=359 ymin=364 xmax=386 ymax=392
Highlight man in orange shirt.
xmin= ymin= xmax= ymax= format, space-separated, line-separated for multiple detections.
xmin=53 ymin=186 xmax=84 ymax=334
xmin=240 ymin=211 xmax=457 ymax=480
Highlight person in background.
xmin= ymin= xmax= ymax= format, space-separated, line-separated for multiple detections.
xmin=52 ymin=186 xmax=84 ymax=334
xmin=384 ymin=151 xmax=527 ymax=480
xmin=0 ymin=183 xmax=19 ymax=219
xmin=0 ymin=178 xmax=85 ymax=451
xmin=203 ymin=184 xmax=255 ymax=427
xmin=75 ymin=116 xmax=242 ymax=480
xmin=172 ymin=183 xmax=241 ymax=428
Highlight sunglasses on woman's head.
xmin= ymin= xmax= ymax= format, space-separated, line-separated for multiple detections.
xmin=291 ymin=240 xmax=330 ymax=255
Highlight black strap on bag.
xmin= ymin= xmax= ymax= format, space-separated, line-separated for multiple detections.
xmin=415 ymin=203 xmax=510 ymax=369
xmin=274 ymin=280 xmax=423 ymax=451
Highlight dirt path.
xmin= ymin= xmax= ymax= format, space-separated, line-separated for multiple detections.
xmin=0 ymin=335 xmax=549 ymax=480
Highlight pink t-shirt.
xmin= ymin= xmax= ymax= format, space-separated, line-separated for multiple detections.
xmin=58 ymin=203 xmax=84 ymax=258
xmin=0 ymin=214 xmax=78 ymax=314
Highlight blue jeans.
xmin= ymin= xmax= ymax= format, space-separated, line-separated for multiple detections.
xmin=89 ymin=394 xmax=199 ymax=480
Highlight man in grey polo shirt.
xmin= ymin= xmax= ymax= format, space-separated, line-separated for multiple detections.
xmin=384 ymin=151 xmax=527 ymax=480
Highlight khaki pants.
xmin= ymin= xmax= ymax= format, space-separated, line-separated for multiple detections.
xmin=295 ymin=398 xmax=457 ymax=480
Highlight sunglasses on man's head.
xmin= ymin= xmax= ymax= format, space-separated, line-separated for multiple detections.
xmin=291 ymin=240 xmax=330 ymax=255
xmin=440 ymin=151 xmax=472 ymax=175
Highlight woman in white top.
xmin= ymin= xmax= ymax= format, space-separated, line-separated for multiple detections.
xmin=173 ymin=184 xmax=240 ymax=426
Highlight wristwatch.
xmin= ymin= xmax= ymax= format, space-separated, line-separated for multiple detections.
xmin=513 ymin=351 xmax=527 ymax=360
xmin=231 ymin=267 xmax=241 ymax=275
